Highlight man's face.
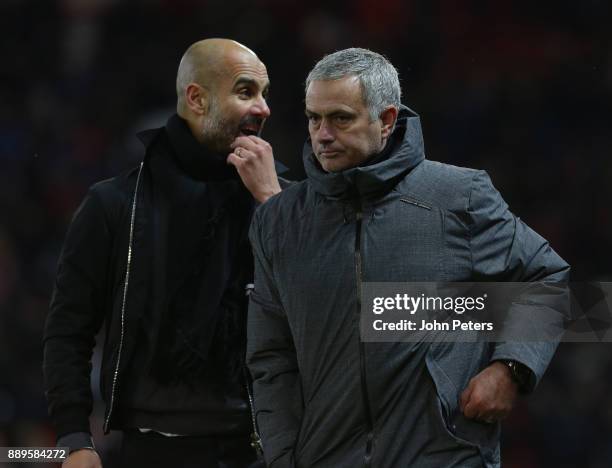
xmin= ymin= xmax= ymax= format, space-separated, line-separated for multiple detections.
xmin=305 ymin=76 xmax=384 ymax=173
xmin=202 ymin=50 xmax=270 ymax=154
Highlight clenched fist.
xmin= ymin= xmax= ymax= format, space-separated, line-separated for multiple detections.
xmin=459 ymin=361 xmax=518 ymax=423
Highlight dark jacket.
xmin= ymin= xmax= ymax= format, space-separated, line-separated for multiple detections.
xmin=247 ymin=107 xmax=570 ymax=468
xmin=43 ymin=115 xmax=256 ymax=441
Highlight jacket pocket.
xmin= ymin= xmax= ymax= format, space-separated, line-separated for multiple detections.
xmin=425 ymin=356 xmax=480 ymax=448
xmin=425 ymin=353 xmax=501 ymax=467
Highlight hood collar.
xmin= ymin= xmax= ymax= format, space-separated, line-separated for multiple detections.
xmin=303 ymin=105 xmax=426 ymax=199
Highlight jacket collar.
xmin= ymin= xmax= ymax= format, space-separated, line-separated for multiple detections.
xmin=303 ymin=105 xmax=426 ymax=199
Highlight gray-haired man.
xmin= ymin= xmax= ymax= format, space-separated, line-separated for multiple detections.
xmin=246 ymin=48 xmax=569 ymax=467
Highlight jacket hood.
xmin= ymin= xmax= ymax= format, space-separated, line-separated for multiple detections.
xmin=303 ymin=105 xmax=426 ymax=199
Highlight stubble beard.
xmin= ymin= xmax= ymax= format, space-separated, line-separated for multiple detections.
xmin=201 ymin=100 xmax=236 ymax=155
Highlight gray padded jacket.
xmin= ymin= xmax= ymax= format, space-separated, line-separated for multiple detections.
xmin=247 ymin=106 xmax=569 ymax=468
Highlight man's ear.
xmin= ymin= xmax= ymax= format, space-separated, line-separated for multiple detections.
xmin=185 ymin=83 xmax=209 ymax=116
xmin=380 ymin=106 xmax=399 ymax=139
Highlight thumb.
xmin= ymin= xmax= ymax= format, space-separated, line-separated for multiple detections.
xmin=459 ymin=383 xmax=473 ymax=412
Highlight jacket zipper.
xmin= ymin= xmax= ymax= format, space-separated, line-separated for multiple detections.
xmin=354 ymin=201 xmax=374 ymax=467
xmin=244 ymin=367 xmax=264 ymax=458
xmin=104 ymin=162 xmax=144 ymax=433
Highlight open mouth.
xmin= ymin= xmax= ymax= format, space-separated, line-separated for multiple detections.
xmin=238 ymin=117 xmax=265 ymax=137
xmin=239 ymin=127 xmax=259 ymax=137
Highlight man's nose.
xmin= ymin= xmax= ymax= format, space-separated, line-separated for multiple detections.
xmin=252 ymin=96 xmax=271 ymax=119
xmin=317 ymin=121 xmax=334 ymax=143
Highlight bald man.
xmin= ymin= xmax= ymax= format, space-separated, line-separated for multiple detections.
xmin=43 ymin=39 xmax=280 ymax=468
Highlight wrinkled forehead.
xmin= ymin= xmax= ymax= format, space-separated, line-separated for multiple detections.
xmin=305 ymin=76 xmax=365 ymax=112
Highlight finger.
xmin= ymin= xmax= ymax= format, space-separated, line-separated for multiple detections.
xmin=236 ymin=148 xmax=256 ymax=161
xmin=463 ymin=399 xmax=479 ymax=419
xmin=475 ymin=399 xmax=503 ymax=423
xmin=248 ymin=136 xmax=273 ymax=153
xmin=232 ymin=136 xmax=261 ymax=151
xmin=462 ymin=387 xmax=485 ymax=419
xmin=462 ymin=388 xmax=481 ymax=419
xmin=459 ymin=385 xmax=473 ymax=412
xmin=230 ymin=137 xmax=245 ymax=149
xmin=235 ymin=136 xmax=272 ymax=156
xmin=227 ymin=153 xmax=244 ymax=167
xmin=247 ymin=135 xmax=267 ymax=145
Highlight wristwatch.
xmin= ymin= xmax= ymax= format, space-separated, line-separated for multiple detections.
xmin=501 ymin=360 xmax=533 ymax=394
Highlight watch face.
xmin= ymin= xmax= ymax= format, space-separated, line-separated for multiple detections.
xmin=507 ymin=360 xmax=531 ymax=392
xmin=510 ymin=362 xmax=520 ymax=379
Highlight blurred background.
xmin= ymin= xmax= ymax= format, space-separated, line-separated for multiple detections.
xmin=1 ymin=0 xmax=611 ymax=466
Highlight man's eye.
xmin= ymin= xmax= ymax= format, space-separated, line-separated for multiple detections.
xmin=308 ymin=115 xmax=320 ymax=124
xmin=238 ymin=89 xmax=252 ymax=98
xmin=335 ymin=115 xmax=350 ymax=123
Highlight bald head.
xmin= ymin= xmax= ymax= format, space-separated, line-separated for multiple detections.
xmin=173 ymin=38 xmax=270 ymax=152
xmin=176 ymin=38 xmax=259 ymax=115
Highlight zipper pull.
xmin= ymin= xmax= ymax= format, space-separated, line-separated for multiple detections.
xmin=250 ymin=431 xmax=264 ymax=457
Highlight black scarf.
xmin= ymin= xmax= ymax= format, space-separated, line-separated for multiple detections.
xmin=144 ymin=114 xmax=254 ymax=384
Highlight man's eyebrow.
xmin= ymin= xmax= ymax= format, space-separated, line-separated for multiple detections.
xmin=305 ymin=108 xmax=354 ymax=117
xmin=329 ymin=109 xmax=355 ymax=117
xmin=233 ymin=76 xmax=270 ymax=90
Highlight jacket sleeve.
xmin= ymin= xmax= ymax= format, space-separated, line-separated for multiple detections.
xmin=43 ymin=187 xmax=112 ymax=438
xmin=246 ymin=208 xmax=301 ymax=468
xmin=467 ymin=170 xmax=570 ymax=392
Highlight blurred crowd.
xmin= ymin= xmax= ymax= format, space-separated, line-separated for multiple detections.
xmin=1 ymin=0 xmax=611 ymax=466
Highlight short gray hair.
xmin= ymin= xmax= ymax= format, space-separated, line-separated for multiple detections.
xmin=305 ymin=48 xmax=401 ymax=120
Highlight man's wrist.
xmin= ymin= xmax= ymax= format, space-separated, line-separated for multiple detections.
xmin=57 ymin=432 xmax=95 ymax=454
xmin=256 ymin=184 xmax=282 ymax=203
xmin=496 ymin=359 xmax=533 ymax=394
